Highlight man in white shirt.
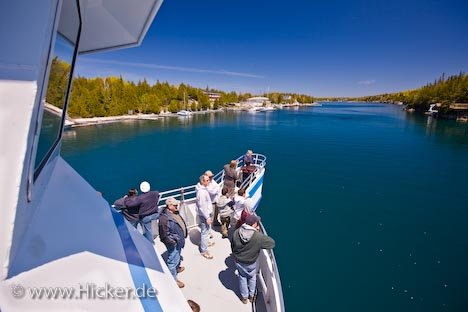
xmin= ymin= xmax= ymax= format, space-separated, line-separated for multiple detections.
xmin=205 ymin=170 xmax=221 ymax=226
xmin=233 ymin=188 xmax=248 ymax=223
xmin=196 ymin=174 xmax=215 ymax=259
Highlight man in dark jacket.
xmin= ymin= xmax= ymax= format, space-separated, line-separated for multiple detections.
xmin=159 ymin=197 xmax=188 ymax=288
xmin=124 ymin=181 xmax=160 ymax=243
xmin=223 ymin=160 xmax=238 ymax=197
xmin=113 ymin=188 xmax=139 ymax=227
xmin=231 ymin=214 xmax=275 ymax=304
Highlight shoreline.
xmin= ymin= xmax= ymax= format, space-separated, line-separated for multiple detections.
xmin=49 ymin=102 xmax=336 ymax=129
xmin=62 ymin=106 xmax=293 ymax=128
xmin=46 ymin=102 xmax=232 ymax=128
xmin=69 ymin=109 xmax=228 ymax=128
xmin=53 ymin=106 xmax=225 ymax=128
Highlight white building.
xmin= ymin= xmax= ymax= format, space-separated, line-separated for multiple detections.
xmin=202 ymin=91 xmax=221 ymax=103
xmin=243 ymin=96 xmax=271 ymax=107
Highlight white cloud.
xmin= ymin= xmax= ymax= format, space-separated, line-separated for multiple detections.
xmin=79 ymin=58 xmax=264 ymax=79
xmin=358 ymin=79 xmax=376 ymax=85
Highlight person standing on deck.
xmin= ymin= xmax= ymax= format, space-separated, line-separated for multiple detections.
xmin=159 ymin=197 xmax=187 ymax=288
xmin=243 ymin=149 xmax=253 ymax=166
xmin=233 ymin=188 xmax=248 ymax=225
xmin=235 ymin=198 xmax=255 ymax=229
xmin=241 ymin=149 xmax=255 ymax=182
xmin=205 ymin=170 xmax=221 ymax=226
xmin=223 ymin=160 xmax=238 ymax=197
xmin=196 ymin=174 xmax=215 ymax=259
xmin=231 ymin=214 xmax=275 ymax=304
xmin=124 ymin=181 xmax=160 ymax=243
xmin=113 ymin=188 xmax=139 ymax=227
xmin=216 ymin=187 xmax=235 ymax=238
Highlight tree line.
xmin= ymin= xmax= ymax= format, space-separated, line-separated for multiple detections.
xmin=47 ymin=58 xmax=466 ymax=117
xmin=355 ymin=72 xmax=468 ymax=112
xmin=46 ymin=58 xmax=315 ymax=118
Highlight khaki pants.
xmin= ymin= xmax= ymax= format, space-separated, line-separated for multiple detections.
xmin=212 ymin=203 xmax=220 ymax=224
xmin=220 ymin=216 xmax=231 ymax=237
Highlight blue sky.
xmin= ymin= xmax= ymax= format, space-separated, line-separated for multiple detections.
xmin=76 ymin=0 xmax=468 ymax=97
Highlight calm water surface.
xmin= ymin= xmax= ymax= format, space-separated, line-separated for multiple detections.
xmin=62 ymin=103 xmax=468 ymax=311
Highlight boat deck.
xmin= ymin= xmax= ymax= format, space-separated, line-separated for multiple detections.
xmin=150 ymin=153 xmax=282 ymax=312
xmin=154 ymin=224 xmax=254 ymax=312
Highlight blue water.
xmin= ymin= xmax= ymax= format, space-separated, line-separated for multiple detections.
xmin=62 ymin=103 xmax=468 ymax=311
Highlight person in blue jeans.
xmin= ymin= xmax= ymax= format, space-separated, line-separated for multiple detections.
xmin=158 ymin=197 xmax=188 ymax=288
xmin=196 ymin=174 xmax=215 ymax=259
xmin=231 ymin=214 xmax=275 ymax=304
xmin=124 ymin=181 xmax=160 ymax=243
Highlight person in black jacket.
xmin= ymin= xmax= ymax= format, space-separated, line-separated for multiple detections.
xmin=124 ymin=181 xmax=160 ymax=243
xmin=113 ymin=188 xmax=139 ymax=227
xmin=231 ymin=214 xmax=275 ymax=304
xmin=159 ymin=197 xmax=188 ymax=288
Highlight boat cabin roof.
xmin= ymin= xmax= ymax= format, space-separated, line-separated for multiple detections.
xmin=71 ymin=0 xmax=163 ymax=54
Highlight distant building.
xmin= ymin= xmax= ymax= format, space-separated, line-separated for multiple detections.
xmin=449 ymin=103 xmax=468 ymax=110
xmin=450 ymin=103 xmax=468 ymax=119
xmin=243 ymin=96 xmax=271 ymax=107
xmin=426 ymin=103 xmax=468 ymax=118
xmin=203 ymin=91 xmax=221 ymax=103
xmin=282 ymin=95 xmax=292 ymax=101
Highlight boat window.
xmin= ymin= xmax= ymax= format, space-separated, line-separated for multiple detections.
xmin=33 ymin=0 xmax=81 ymax=180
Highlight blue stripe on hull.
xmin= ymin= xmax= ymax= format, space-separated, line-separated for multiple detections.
xmin=248 ymin=175 xmax=264 ymax=199
xmin=110 ymin=209 xmax=163 ymax=312
xmin=247 ymin=175 xmax=264 ymax=211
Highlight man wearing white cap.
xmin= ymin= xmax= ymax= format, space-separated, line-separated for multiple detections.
xmin=159 ymin=197 xmax=187 ymax=288
xmin=124 ymin=181 xmax=160 ymax=243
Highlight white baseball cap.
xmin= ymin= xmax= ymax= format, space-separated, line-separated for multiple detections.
xmin=140 ymin=181 xmax=150 ymax=193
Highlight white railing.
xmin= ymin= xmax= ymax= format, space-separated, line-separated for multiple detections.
xmin=120 ymin=153 xmax=284 ymax=311
xmin=156 ymin=153 xmax=267 ymax=228
xmin=238 ymin=153 xmax=267 ymax=191
xmin=256 ymin=222 xmax=285 ymax=312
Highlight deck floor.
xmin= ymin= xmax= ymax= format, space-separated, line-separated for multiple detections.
xmin=154 ymin=224 xmax=254 ymax=312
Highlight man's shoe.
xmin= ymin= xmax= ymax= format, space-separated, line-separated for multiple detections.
xmin=201 ymin=252 xmax=213 ymax=259
xmin=240 ymin=298 xmax=248 ymax=304
xmin=208 ymin=241 xmax=215 ymax=247
xmin=248 ymin=295 xmax=255 ymax=302
xmin=176 ymin=280 xmax=185 ymax=288
xmin=221 ymin=234 xmax=228 ymax=239
xmin=177 ymin=266 xmax=185 ymax=273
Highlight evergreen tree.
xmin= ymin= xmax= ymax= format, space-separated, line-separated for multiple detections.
xmin=46 ymin=57 xmax=72 ymax=108
xmin=168 ymin=99 xmax=180 ymax=113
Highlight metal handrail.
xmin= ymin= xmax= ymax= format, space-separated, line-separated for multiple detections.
xmin=238 ymin=154 xmax=267 ymax=190
xmin=257 ymin=221 xmax=286 ymax=311
xmin=118 ymin=152 xmax=284 ymax=311
xmin=157 ymin=153 xmax=267 ymax=208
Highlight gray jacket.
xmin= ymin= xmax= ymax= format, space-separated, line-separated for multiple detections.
xmin=231 ymin=224 xmax=275 ymax=264
xmin=216 ymin=195 xmax=234 ymax=217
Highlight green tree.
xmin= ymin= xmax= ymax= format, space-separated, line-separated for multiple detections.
xmin=46 ymin=57 xmax=72 ymax=108
xmin=168 ymin=99 xmax=179 ymax=113
xmin=198 ymin=92 xmax=210 ymax=110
